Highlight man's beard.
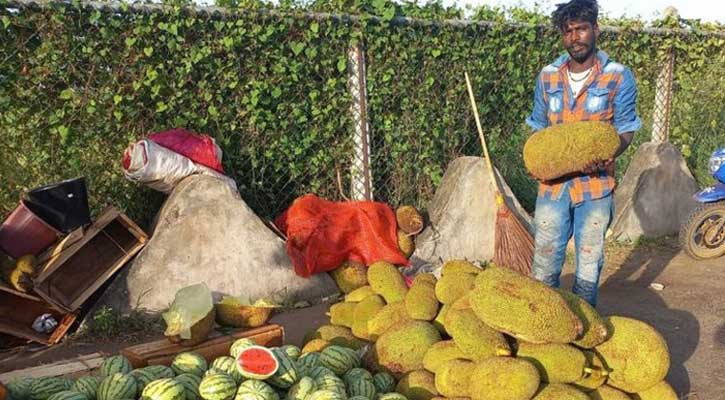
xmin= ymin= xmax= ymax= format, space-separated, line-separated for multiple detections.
xmin=567 ymin=41 xmax=596 ymax=63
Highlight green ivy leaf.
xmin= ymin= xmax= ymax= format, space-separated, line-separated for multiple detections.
xmin=310 ymin=22 xmax=319 ymax=34
xmin=2 ymin=16 xmax=10 ymax=29
xmin=125 ymin=37 xmax=136 ymax=47
xmin=337 ymin=57 xmax=347 ymax=73
xmin=144 ymin=47 xmax=154 ymax=57
xmin=59 ymin=89 xmax=74 ymax=100
xmin=290 ymin=42 xmax=304 ymax=56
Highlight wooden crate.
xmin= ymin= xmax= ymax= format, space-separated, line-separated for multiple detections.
xmin=0 ymin=282 xmax=76 ymax=345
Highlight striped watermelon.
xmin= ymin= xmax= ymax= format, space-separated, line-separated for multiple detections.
xmin=236 ymin=347 xmax=279 ymax=380
xmin=198 ymin=374 xmax=237 ymax=400
xmin=295 ymin=353 xmax=320 ymax=377
xmin=346 ymin=380 xmax=376 ymax=400
xmin=372 ymin=374 xmax=395 ymax=394
xmin=7 ymin=377 xmax=34 ymax=400
xmin=175 ymin=374 xmax=202 ymax=400
xmin=229 ymin=339 xmax=256 ymax=359
xmin=145 ymin=365 xmax=176 ymax=380
xmin=97 ymin=373 xmax=137 ymax=400
xmin=141 ymin=378 xmax=186 ymax=400
xmin=235 ymin=380 xmax=279 ymax=400
xmin=265 ymin=349 xmax=299 ymax=389
xmin=377 ymin=394 xmax=407 ymax=400
xmin=343 ymin=369 xmax=373 ymax=387
xmin=286 ymin=376 xmax=317 ymax=400
xmin=278 ymin=346 xmax=301 ymax=362
xmin=313 ymin=375 xmax=345 ymax=397
xmin=319 ymin=347 xmax=358 ymax=376
xmin=30 ymin=377 xmax=69 ymax=400
xmin=305 ymin=390 xmax=345 ymax=400
xmin=99 ymin=355 xmax=133 ymax=377
xmin=305 ymin=366 xmax=336 ymax=380
xmin=204 ymin=368 xmax=229 ymax=378
xmin=348 ymin=397 xmax=369 ymax=400
xmin=211 ymin=357 xmax=244 ymax=384
xmin=72 ymin=376 xmax=101 ymax=400
xmin=47 ymin=391 xmax=89 ymax=400
xmin=131 ymin=369 xmax=159 ymax=392
xmin=172 ymin=353 xmax=209 ymax=377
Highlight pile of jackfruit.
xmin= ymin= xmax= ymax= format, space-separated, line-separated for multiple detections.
xmin=306 ymin=260 xmax=676 ymax=400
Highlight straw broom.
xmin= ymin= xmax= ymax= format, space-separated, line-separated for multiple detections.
xmin=464 ymin=72 xmax=534 ymax=275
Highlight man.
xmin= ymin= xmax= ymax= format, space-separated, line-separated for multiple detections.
xmin=525 ymin=0 xmax=641 ymax=306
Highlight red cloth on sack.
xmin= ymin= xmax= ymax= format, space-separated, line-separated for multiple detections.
xmin=148 ymin=128 xmax=225 ymax=173
xmin=274 ymin=194 xmax=410 ymax=278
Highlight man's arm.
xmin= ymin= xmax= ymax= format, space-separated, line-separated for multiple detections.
xmin=525 ymin=73 xmax=549 ymax=132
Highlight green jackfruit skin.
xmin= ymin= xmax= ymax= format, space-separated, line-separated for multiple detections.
xmin=589 ymin=385 xmax=633 ymax=400
xmin=330 ymin=302 xmax=357 ymax=328
xmin=374 ymin=321 xmax=442 ymax=377
xmin=469 ymin=265 xmax=582 ymax=344
xmin=440 ymin=260 xmax=482 ymax=276
xmin=413 ymin=273 xmax=437 ymax=286
xmin=346 ymin=286 xmax=376 ymax=302
xmin=405 ymin=276 xmax=439 ymax=321
xmin=396 ymin=370 xmax=438 ymax=400
xmin=572 ymin=350 xmax=608 ymax=392
xmin=434 ymin=359 xmax=474 ymax=398
xmin=532 ymin=383 xmax=590 ymax=400
xmin=444 ymin=300 xmax=510 ymax=360
xmin=368 ymin=302 xmax=412 ymax=341
xmin=368 ymin=262 xmax=409 ymax=303
xmin=595 ymin=316 xmax=670 ymax=393
xmin=305 ymin=325 xmax=367 ymax=350
xmin=432 ymin=304 xmax=449 ymax=336
xmin=422 ymin=341 xmax=468 ymax=373
xmin=434 ymin=273 xmax=475 ymax=305
xmin=515 ymin=342 xmax=586 ymax=383
xmin=331 ymin=261 xmax=369 ymax=293
xmin=398 ymin=230 xmax=416 ymax=259
xmin=631 ymin=381 xmax=677 ymax=400
xmin=352 ymin=294 xmax=386 ymax=340
xmin=557 ymin=289 xmax=609 ymax=348
xmin=523 ymin=121 xmax=620 ymax=181
xmin=469 ymin=357 xmax=540 ymax=400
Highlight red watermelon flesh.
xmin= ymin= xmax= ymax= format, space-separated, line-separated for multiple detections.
xmin=236 ymin=346 xmax=279 ymax=379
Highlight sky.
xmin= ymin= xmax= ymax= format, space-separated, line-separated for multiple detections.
xmin=440 ymin=0 xmax=725 ymax=23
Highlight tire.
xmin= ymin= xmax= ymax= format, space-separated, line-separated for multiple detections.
xmin=679 ymin=201 xmax=725 ymax=260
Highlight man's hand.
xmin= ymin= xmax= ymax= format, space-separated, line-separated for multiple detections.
xmin=581 ymin=158 xmax=614 ymax=175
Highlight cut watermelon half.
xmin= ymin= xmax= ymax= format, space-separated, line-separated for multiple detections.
xmin=235 ymin=345 xmax=279 ymax=379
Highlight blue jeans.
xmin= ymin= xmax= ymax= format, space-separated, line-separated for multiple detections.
xmin=532 ymin=189 xmax=614 ymax=307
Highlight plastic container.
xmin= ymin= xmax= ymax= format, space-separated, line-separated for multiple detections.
xmin=0 ymin=200 xmax=61 ymax=258
xmin=24 ymin=177 xmax=91 ymax=233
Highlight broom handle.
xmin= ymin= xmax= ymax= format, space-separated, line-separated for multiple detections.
xmin=464 ymin=72 xmax=503 ymax=203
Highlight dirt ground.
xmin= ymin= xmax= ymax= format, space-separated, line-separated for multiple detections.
xmin=1 ymin=239 xmax=723 ymax=399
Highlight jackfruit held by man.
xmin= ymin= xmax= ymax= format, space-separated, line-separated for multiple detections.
xmin=523 ymin=121 xmax=620 ymax=181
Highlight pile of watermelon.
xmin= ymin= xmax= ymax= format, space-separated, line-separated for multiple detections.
xmin=2 ymin=339 xmax=406 ymax=400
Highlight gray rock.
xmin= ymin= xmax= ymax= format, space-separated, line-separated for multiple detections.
xmin=610 ymin=142 xmax=700 ymax=242
xmin=410 ymin=156 xmax=533 ymax=275
xmin=93 ymin=175 xmax=339 ymax=315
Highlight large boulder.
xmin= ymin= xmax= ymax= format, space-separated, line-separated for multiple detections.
xmin=610 ymin=142 xmax=700 ymax=242
xmin=95 ymin=175 xmax=339 ymax=314
xmin=410 ymin=156 xmax=533 ymax=274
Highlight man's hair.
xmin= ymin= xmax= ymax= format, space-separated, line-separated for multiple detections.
xmin=551 ymin=0 xmax=599 ymax=31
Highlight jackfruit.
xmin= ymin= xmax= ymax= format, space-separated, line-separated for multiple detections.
xmin=441 ymin=260 xmax=481 ymax=276
xmin=346 ymin=286 xmax=376 ymax=302
xmin=595 ymin=316 xmax=670 ymax=393
xmin=368 ymin=262 xmax=408 ymax=303
xmin=398 ymin=230 xmax=415 ymax=258
xmin=515 ymin=342 xmax=587 ymax=383
xmin=331 ymin=261 xmax=368 ymax=294
xmin=631 ymin=381 xmax=677 ymax=400
xmin=368 ymin=302 xmax=412 ymax=341
xmin=431 ymin=398 xmax=470 ymax=400
xmin=330 ymin=302 xmax=357 ymax=328
xmin=434 ymin=272 xmax=476 ymax=305
xmin=444 ymin=297 xmax=510 ymax=360
xmin=432 ymin=304 xmax=449 ymax=335
xmin=532 ymin=384 xmax=590 ymax=400
xmin=422 ymin=340 xmax=467 ymax=374
xmin=469 ymin=357 xmax=540 ymax=400
xmin=396 ymin=206 xmax=424 ymax=234
xmin=396 ymin=370 xmax=438 ymax=400
xmin=469 ymin=265 xmax=582 ymax=343
xmin=523 ymin=121 xmax=620 ymax=182
xmin=405 ymin=275 xmax=439 ymax=321
xmin=557 ymin=289 xmax=609 ymax=348
xmin=589 ymin=385 xmax=632 ymax=400
xmin=571 ymin=350 xmax=608 ymax=392
xmin=303 ymin=339 xmax=331 ymax=354
xmin=352 ymin=294 xmax=386 ymax=340
xmin=304 ymin=325 xmax=367 ymax=350
xmin=413 ymin=273 xmax=438 ymax=286
xmin=434 ymin=359 xmax=474 ymax=398
xmin=374 ymin=320 xmax=442 ymax=376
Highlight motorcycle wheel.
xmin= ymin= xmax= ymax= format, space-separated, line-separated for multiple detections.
xmin=679 ymin=201 xmax=725 ymax=260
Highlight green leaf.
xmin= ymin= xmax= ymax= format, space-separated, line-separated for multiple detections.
xmin=290 ymin=42 xmax=304 ymax=56
xmin=156 ymin=102 xmax=168 ymax=112
xmin=144 ymin=47 xmax=153 ymax=57
xmin=431 ymin=49 xmax=441 ymax=58
xmin=2 ymin=16 xmax=10 ymax=29
xmin=57 ymin=125 xmax=70 ymax=143
xmin=113 ymin=95 xmax=123 ymax=105
xmin=208 ymin=105 xmax=219 ymax=117
xmin=59 ymin=89 xmax=74 ymax=100
xmin=272 ymin=87 xmax=282 ymax=98
xmin=125 ymin=37 xmax=136 ymax=47
xmin=337 ymin=57 xmax=347 ymax=73
xmin=310 ymin=22 xmax=319 ymax=34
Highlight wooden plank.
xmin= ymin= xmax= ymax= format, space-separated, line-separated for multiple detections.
xmin=0 ymin=280 xmax=43 ymax=302
xmin=121 ymin=324 xmax=285 ymax=368
xmin=34 ymin=227 xmax=85 ymax=271
xmin=47 ymin=313 xmax=77 ymax=345
xmin=0 ymin=320 xmax=49 ymax=344
xmin=116 ymin=212 xmax=149 ymax=243
xmin=0 ymin=352 xmax=104 ymax=381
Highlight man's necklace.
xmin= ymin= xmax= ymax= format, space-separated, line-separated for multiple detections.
xmin=568 ymin=67 xmax=593 ymax=82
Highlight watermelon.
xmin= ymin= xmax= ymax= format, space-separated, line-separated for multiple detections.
xmin=235 ymin=346 xmax=279 ymax=380
xmin=97 ymin=373 xmax=137 ymax=400
xmin=230 ymin=339 xmax=256 ymax=359
xmin=144 ymin=365 xmax=176 ymax=379
xmin=349 ymin=397 xmax=369 ymax=400
xmin=198 ymin=374 xmax=236 ymax=400
xmin=141 ymin=378 xmax=186 ymax=400
xmin=305 ymin=366 xmax=336 ymax=380
xmin=131 ymin=369 xmax=159 ymax=392
xmin=319 ymin=346 xmax=358 ymax=376
xmin=342 ymin=369 xmax=373 ymax=387
xmin=313 ymin=376 xmax=345 ymax=397
xmin=47 ymin=391 xmax=89 ymax=400
xmin=211 ymin=357 xmax=244 ymax=384
xmin=378 ymin=394 xmax=407 ymax=400
xmin=30 ymin=377 xmax=69 ymax=400
xmin=172 ymin=353 xmax=209 ymax=377
xmin=265 ymin=349 xmax=299 ymax=389
xmin=346 ymin=380 xmax=376 ymax=400
xmin=278 ymin=345 xmax=301 ymax=361
xmin=7 ymin=377 xmax=34 ymax=400
xmin=205 ymin=368 xmax=229 ymax=378
xmin=99 ymin=355 xmax=133 ymax=377
xmin=72 ymin=376 xmax=101 ymax=400
xmin=286 ymin=377 xmax=317 ymax=400
xmin=235 ymin=380 xmax=278 ymax=400
xmin=175 ymin=374 xmax=202 ymax=400
xmin=295 ymin=353 xmax=320 ymax=377
xmin=305 ymin=390 xmax=345 ymax=400
xmin=372 ymin=374 xmax=395 ymax=394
